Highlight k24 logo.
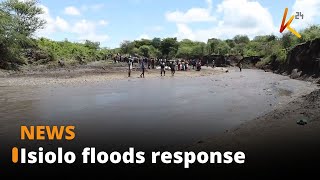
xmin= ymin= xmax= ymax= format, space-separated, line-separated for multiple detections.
xmin=279 ymin=8 xmax=302 ymax=38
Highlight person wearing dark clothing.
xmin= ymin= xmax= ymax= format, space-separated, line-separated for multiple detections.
xmin=113 ymin=57 xmax=116 ymax=63
xmin=127 ymin=57 xmax=133 ymax=77
xmin=140 ymin=60 xmax=145 ymax=78
xmin=147 ymin=58 xmax=151 ymax=69
xmin=151 ymin=59 xmax=155 ymax=69
xmin=196 ymin=61 xmax=201 ymax=71
xmin=192 ymin=60 xmax=196 ymax=69
xmin=160 ymin=62 xmax=165 ymax=76
xmin=170 ymin=62 xmax=176 ymax=76
xmin=238 ymin=62 xmax=243 ymax=72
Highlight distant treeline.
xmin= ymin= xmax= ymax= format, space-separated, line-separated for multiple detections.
xmin=1 ymin=0 xmax=320 ymax=70
xmin=118 ymin=25 xmax=320 ymax=66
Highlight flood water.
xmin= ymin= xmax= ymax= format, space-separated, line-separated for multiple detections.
xmin=0 ymin=69 xmax=316 ymax=149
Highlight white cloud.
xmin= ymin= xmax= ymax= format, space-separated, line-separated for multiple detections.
xmin=91 ymin=4 xmax=105 ymax=10
xmin=171 ymin=0 xmax=278 ymax=42
xmin=78 ymin=33 xmax=109 ymax=43
xmin=98 ymin=20 xmax=109 ymax=26
xmin=205 ymin=0 xmax=213 ymax=9
xmin=64 ymin=6 xmax=81 ymax=16
xmin=72 ymin=20 xmax=95 ymax=34
xmin=215 ymin=0 xmax=277 ymax=37
xmin=55 ymin=17 xmax=69 ymax=31
xmin=36 ymin=5 xmax=69 ymax=36
xmin=37 ymin=5 xmax=55 ymax=35
xmin=36 ymin=5 xmax=109 ymax=44
xmin=165 ymin=0 xmax=215 ymax=23
xmin=292 ymin=0 xmax=320 ymax=29
xmin=71 ymin=20 xmax=109 ymax=43
xmin=81 ymin=3 xmax=105 ymax=11
xmin=175 ymin=24 xmax=195 ymax=40
xmin=137 ymin=34 xmax=151 ymax=40
xmin=150 ymin=25 xmax=164 ymax=32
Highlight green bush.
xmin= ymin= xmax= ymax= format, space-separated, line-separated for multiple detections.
xmin=256 ymin=56 xmax=272 ymax=67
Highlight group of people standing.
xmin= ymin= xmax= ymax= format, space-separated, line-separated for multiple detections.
xmin=127 ymin=57 xmax=202 ymax=78
xmin=124 ymin=55 xmax=243 ymax=78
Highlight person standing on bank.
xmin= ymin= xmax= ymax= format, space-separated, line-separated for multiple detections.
xmin=170 ymin=61 xmax=176 ymax=76
xmin=128 ymin=57 xmax=133 ymax=77
xmin=160 ymin=61 xmax=166 ymax=76
xmin=238 ymin=61 xmax=243 ymax=72
xmin=140 ymin=58 xmax=145 ymax=78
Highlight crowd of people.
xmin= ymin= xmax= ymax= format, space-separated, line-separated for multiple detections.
xmin=121 ymin=55 xmax=204 ymax=78
xmin=113 ymin=54 xmax=243 ymax=78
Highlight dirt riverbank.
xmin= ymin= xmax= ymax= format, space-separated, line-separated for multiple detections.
xmin=0 ymin=65 xmax=227 ymax=87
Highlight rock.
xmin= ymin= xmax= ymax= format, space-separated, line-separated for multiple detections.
xmin=297 ymin=119 xmax=308 ymax=125
xmin=58 ymin=60 xmax=65 ymax=67
xmin=290 ymin=69 xmax=302 ymax=79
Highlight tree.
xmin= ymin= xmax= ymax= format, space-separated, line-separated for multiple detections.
xmin=225 ymin=39 xmax=235 ymax=48
xmin=299 ymin=25 xmax=320 ymax=42
xmin=85 ymin=40 xmax=100 ymax=50
xmin=0 ymin=0 xmax=45 ymax=69
xmin=149 ymin=46 xmax=161 ymax=58
xmin=134 ymin=39 xmax=152 ymax=48
xmin=231 ymin=35 xmax=250 ymax=56
xmin=207 ymin=38 xmax=221 ymax=55
xmin=176 ymin=41 xmax=205 ymax=59
xmin=2 ymin=0 xmax=45 ymax=36
xmin=244 ymin=41 xmax=260 ymax=56
xmin=138 ymin=45 xmax=151 ymax=57
xmin=191 ymin=43 xmax=206 ymax=58
xmin=131 ymin=47 xmax=140 ymax=56
xmin=233 ymin=35 xmax=250 ymax=44
xmin=176 ymin=46 xmax=192 ymax=59
xmin=281 ymin=33 xmax=296 ymax=50
xmin=216 ymin=41 xmax=230 ymax=55
xmin=160 ymin=37 xmax=178 ymax=59
xmin=151 ymin=38 xmax=161 ymax=49
xmin=254 ymin=35 xmax=276 ymax=42
xmin=120 ymin=40 xmax=134 ymax=54
xmin=179 ymin=39 xmax=194 ymax=46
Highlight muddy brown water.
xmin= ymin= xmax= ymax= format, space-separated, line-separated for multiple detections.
xmin=0 ymin=69 xmax=317 ymax=149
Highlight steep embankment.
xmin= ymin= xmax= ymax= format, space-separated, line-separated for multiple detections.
xmin=286 ymin=38 xmax=320 ymax=79
xmin=265 ymin=38 xmax=320 ymax=82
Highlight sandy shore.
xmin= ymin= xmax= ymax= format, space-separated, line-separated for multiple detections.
xmin=187 ymin=88 xmax=320 ymax=151
xmin=0 ymin=66 xmax=227 ymax=87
